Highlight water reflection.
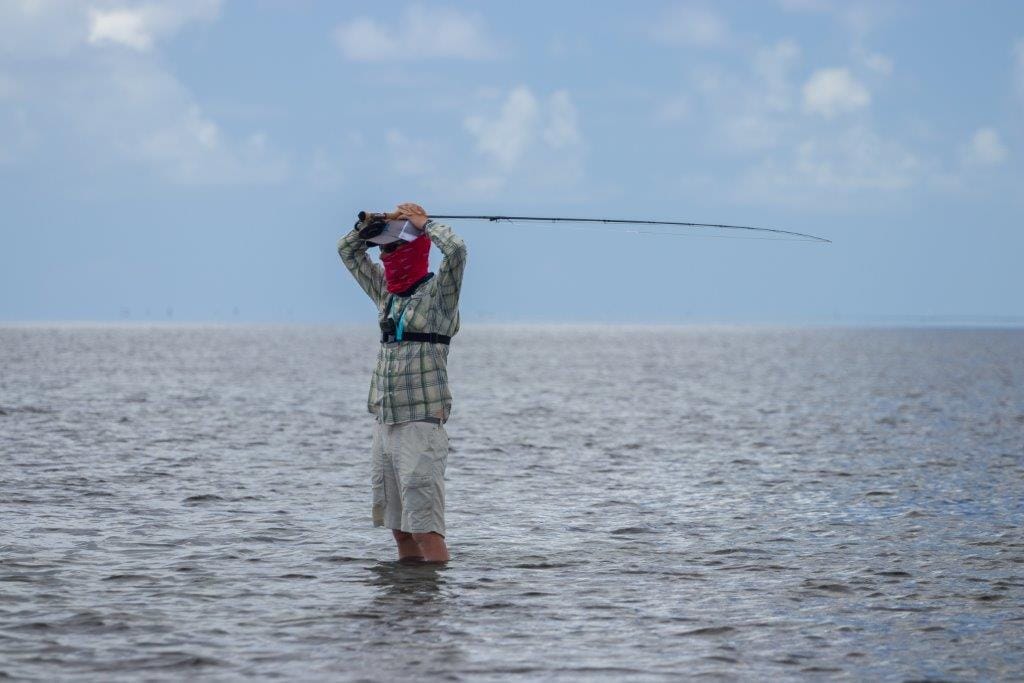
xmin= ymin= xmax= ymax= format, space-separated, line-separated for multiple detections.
xmin=365 ymin=561 xmax=447 ymax=612
xmin=359 ymin=561 xmax=466 ymax=676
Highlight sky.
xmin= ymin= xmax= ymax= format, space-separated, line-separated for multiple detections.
xmin=1 ymin=0 xmax=1022 ymax=324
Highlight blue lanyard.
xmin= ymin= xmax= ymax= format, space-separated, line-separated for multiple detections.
xmin=384 ymin=296 xmax=409 ymax=341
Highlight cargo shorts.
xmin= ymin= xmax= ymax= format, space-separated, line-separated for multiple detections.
xmin=371 ymin=419 xmax=449 ymax=537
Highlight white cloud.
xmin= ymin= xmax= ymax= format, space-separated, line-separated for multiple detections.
xmin=651 ymin=6 xmax=727 ymax=48
xmin=963 ymin=127 xmax=1008 ymax=166
xmin=0 ymin=1 xmax=219 ymax=56
xmin=0 ymin=0 xmax=284 ymax=185
xmin=308 ymin=148 xmax=344 ymax=191
xmin=542 ymin=90 xmax=581 ymax=148
xmin=464 ymin=87 xmax=539 ymax=167
xmin=464 ymin=86 xmax=582 ymax=167
xmin=753 ymin=40 xmax=801 ymax=112
xmin=73 ymin=58 xmax=288 ymax=184
xmin=87 ymin=1 xmax=220 ymax=51
xmin=660 ymin=29 xmax=951 ymax=205
xmin=802 ymin=68 xmax=870 ymax=118
xmin=679 ymin=38 xmax=1005 ymax=205
xmin=385 ymin=129 xmax=444 ymax=176
xmin=792 ymin=127 xmax=920 ymax=190
xmin=674 ymin=41 xmax=800 ymax=152
xmin=666 ymin=38 xmax=930 ymax=203
xmin=0 ymin=1 xmax=88 ymax=58
xmin=778 ymin=0 xmax=887 ymax=41
xmin=371 ymin=86 xmax=585 ymax=201
xmin=144 ymin=104 xmax=219 ymax=154
xmin=334 ymin=5 xmax=495 ymax=62
xmin=840 ymin=5 xmax=880 ymax=41
xmin=90 ymin=8 xmax=151 ymax=50
xmin=734 ymin=126 xmax=925 ymax=205
xmin=862 ymin=51 xmax=893 ymax=76
xmin=721 ymin=115 xmax=787 ymax=152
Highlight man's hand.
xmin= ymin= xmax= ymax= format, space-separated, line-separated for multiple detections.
xmin=395 ymin=202 xmax=429 ymax=230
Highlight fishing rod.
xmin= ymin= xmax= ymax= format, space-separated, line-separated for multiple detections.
xmin=429 ymin=214 xmax=831 ymax=244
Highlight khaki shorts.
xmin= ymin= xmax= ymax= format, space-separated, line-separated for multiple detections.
xmin=371 ymin=420 xmax=449 ymax=537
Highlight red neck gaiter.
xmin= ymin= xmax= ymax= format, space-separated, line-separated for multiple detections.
xmin=380 ymin=234 xmax=431 ymax=294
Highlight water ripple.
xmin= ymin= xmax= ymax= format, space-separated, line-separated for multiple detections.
xmin=1 ymin=325 xmax=1022 ymax=680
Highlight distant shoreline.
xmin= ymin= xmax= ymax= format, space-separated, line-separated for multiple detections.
xmin=2 ymin=319 xmax=1024 ymax=330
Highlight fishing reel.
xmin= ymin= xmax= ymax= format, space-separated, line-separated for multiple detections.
xmin=355 ymin=210 xmax=426 ymax=251
xmin=355 ymin=210 xmax=398 ymax=241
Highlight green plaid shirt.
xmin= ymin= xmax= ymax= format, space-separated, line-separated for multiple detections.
xmin=337 ymin=220 xmax=467 ymax=424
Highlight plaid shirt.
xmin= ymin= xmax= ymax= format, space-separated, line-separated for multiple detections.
xmin=337 ymin=219 xmax=467 ymax=424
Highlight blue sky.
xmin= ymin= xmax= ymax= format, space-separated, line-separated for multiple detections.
xmin=1 ymin=0 xmax=1022 ymax=323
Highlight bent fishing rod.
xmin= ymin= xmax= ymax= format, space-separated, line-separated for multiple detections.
xmin=357 ymin=210 xmax=831 ymax=243
xmin=429 ymin=214 xmax=831 ymax=243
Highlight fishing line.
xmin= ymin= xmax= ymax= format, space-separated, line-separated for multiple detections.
xmin=430 ymin=214 xmax=831 ymax=244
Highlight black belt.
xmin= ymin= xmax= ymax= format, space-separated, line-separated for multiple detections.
xmin=381 ymin=331 xmax=451 ymax=345
xmin=376 ymin=416 xmax=442 ymax=424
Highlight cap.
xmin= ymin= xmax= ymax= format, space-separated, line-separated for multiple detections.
xmin=363 ymin=219 xmax=423 ymax=246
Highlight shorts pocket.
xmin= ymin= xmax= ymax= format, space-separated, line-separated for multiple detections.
xmin=370 ymin=477 xmax=385 ymax=527
xmin=371 ymin=432 xmax=387 ymax=525
xmin=402 ymin=473 xmax=435 ymax=512
xmin=371 ymin=470 xmax=386 ymax=504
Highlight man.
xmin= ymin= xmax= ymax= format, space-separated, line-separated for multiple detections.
xmin=337 ymin=202 xmax=467 ymax=563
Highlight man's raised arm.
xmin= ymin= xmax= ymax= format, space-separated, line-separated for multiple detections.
xmin=337 ymin=228 xmax=386 ymax=305
xmin=423 ymin=220 xmax=467 ymax=312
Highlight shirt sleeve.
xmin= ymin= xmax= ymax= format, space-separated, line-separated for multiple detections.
xmin=337 ymin=228 xmax=386 ymax=306
xmin=424 ymin=219 xmax=467 ymax=312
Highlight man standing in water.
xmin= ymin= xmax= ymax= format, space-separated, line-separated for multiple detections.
xmin=337 ymin=203 xmax=467 ymax=563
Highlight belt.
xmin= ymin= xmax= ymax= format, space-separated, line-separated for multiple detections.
xmin=376 ymin=416 xmax=442 ymax=425
xmin=380 ymin=331 xmax=451 ymax=345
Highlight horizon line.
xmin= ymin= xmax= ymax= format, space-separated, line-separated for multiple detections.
xmin=2 ymin=317 xmax=1024 ymax=330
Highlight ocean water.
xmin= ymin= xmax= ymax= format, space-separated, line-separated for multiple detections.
xmin=1 ymin=324 xmax=1022 ymax=681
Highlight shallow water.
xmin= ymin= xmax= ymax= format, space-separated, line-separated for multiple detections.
xmin=1 ymin=324 xmax=1023 ymax=681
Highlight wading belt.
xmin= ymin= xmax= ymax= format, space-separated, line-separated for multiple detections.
xmin=380 ymin=295 xmax=451 ymax=345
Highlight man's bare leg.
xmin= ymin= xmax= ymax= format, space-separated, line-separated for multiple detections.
xmin=392 ymin=530 xmax=423 ymax=561
xmin=412 ymin=532 xmax=449 ymax=563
